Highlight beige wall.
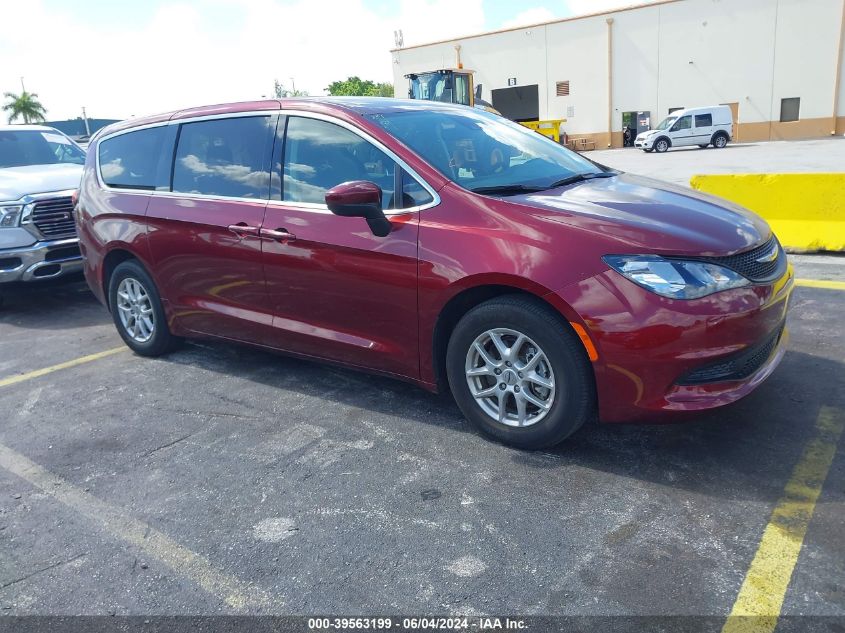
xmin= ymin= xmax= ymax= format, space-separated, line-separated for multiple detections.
xmin=392 ymin=0 xmax=845 ymax=147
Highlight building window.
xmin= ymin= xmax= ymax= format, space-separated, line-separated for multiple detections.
xmin=668 ymin=107 xmax=684 ymax=114
xmin=556 ymin=81 xmax=570 ymax=96
xmin=780 ymin=97 xmax=800 ymax=122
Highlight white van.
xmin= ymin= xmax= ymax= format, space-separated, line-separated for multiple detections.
xmin=634 ymin=105 xmax=733 ymax=153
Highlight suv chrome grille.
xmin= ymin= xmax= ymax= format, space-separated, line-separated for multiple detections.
xmin=693 ymin=236 xmax=785 ymax=283
xmin=30 ymin=197 xmax=77 ymax=238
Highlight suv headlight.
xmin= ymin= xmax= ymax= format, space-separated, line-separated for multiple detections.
xmin=603 ymin=255 xmax=750 ymax=299
xmin=0 ymin=205 xmax=24 ymax=228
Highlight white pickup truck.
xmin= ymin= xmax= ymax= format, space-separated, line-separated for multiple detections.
xmin=0 ymin=125 xmax=85 ymax=304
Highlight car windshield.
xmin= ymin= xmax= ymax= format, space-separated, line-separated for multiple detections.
xmin=365 ymin=107 xmax=607 ymax=193
xmin=655 ymin=116 xmax=677 ymax=131
xmin=0 ymin=130 xmax=85 ymax=168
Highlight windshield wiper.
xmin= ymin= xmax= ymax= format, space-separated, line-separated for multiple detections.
xmin=545 ymin=171 xmax=617 ymax=189
xmin=469 ymin=184 xmax=548 ymax=196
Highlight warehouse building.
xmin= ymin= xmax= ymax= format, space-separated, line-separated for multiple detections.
xmin=391 ymin=0 xmax=845 ymax=148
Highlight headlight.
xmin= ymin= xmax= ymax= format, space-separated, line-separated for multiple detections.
xmin=0 ymin=205 xmax=23 ymax=228
xmin=603 ymin=255 xmax=750 ymax=299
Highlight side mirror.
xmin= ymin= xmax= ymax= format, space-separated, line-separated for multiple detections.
xmin=325 ymin=181 xmax=392 ymax=237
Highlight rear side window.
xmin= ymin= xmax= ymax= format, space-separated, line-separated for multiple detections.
xmin=695 ymin=113 xmax=712 ymax=127
xmin=283 ymin=116 xmax=396 ymax=210
xmin=172 ymin=116 xmax=273 ymax=198
xmin=99 ymin=127 xmax=165 ymax=190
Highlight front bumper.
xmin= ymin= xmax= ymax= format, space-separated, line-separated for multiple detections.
xmin=634 ymin=136 xmax=654 ymax=149
xmin=0 ymin=237 xmax=83 ymax=284
xmin=553 ymin=262 xmax=795 ymax=423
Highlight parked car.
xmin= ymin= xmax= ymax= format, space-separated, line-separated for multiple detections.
xmin=0 ymin=125 xmax=86 ymax=304
xmin=77 ymin=98 xmax=792 ymax=449
xmin=635 ymin=105 xmax=733 ymax=153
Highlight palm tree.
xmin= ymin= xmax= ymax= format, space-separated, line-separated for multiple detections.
xmin=3 ymin=91 xmax=47 ymax=124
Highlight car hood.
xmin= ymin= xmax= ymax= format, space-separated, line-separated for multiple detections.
xmin=507 ymin=173 xmax=770 ymax=256
xmin=0 ymin=163 xmax=84 ymax=202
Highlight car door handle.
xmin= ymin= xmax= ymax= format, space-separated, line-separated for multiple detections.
xmin=259 ymin=227 xmax=296 ymax=241
xmin=228 ymin=222 xmax=260 ymax=237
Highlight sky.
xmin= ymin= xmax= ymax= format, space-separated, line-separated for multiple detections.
xmin=1 ymin=0 xmax=661 ymax=121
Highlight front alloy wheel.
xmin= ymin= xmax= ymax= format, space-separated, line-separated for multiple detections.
xmin=655 ymin=139 xmax=669 ymax=153
xmin=465 ymin=328 xmax=555 ymax=427
xmin=446 ymin=295 xmax=595 ymax=449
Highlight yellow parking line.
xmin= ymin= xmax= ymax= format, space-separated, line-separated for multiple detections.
xmin=0 ymin=442 xmax=273 ymax=610
xmin=722 ymin=406 xmax=844 ymax=633
xmin=795 ymin=279 xmax=845 ymax=291
xmin=0 ymin=347 xmax=127 ymax=389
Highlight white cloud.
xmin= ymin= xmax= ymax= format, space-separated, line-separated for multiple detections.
xmin=502 ymin=7 xmax=558 ymax=29
xmin=564 ymin=0 xmax=663 ymax=18
xmin=0 ymin=0 xmax=485 ymax=121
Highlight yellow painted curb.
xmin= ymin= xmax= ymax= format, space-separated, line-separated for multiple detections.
xmin=690 ymin=173 xmax=845 ymax=252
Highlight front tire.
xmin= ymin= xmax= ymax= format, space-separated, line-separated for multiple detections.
xmin=108 ymin=260 xmax=178 ymax=357
xmin=654 ymin=138 xmax=670 ymax=153
xmin=446 ymin=295 xmax=595 ymax=449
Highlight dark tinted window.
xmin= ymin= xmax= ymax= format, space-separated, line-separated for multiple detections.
xmin=694 ymin=113 xmax=712 ymax=127
xmin=283 ymin=117 xmax=396 ymax=210
xmin=0 ymin=130 xmax=85 ymax=168
xmin=400 ymin=170 xmax=433 ymax=208
xmin=672 ymin=116 xmax=692 ymax=131
xmin=780 ymin=97 xmax=800 ymax=122
xmin=172 ymin=116 xmax=272 ymax=198
xmin=99 ymin=127 xmax=165 ymax=190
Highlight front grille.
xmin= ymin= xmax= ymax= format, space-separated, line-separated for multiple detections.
xmin=30 ymin=197 xmax=77 ymax=238
xmin=692 ymin=236 xmax=785 ymax=283
xmin=677 ymin=325 xmax=784 ymax=385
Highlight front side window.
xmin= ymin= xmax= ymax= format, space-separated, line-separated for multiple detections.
xmin=283 ymin=117 xmax=396 ymax=209
xmin=365 ymin=107 xmax=604 ymax=192
xmin=694 ymin=113 xmax=713 ymax=127
xmin=672 ymin=116 xmax=692 ymax=131
xmin=400 ymin=170 xmax=433 ymax=208
xmin=0 ymin=130 xmax=85 ymax=168
xmin=172 ymin=116 xmax=272 ymax=198
xmin=99 ymin=126 xmax=164 ymax=190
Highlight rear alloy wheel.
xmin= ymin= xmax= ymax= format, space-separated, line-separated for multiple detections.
xmin=713 ymin=133 xmax=729 ymax=149
xmin=446 ymin=295 xmax=594 ymax=449
xmin=654 ymin=138 xmax=669 ymax=153
xmin=109 ymin=260 xmax=178 ymax=357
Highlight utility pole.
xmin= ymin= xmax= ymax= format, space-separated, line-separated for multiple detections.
xmin=81 ymin=107 xmax=91 ymax=137
xmin=290 ymin=77 xmax=296 ymax=95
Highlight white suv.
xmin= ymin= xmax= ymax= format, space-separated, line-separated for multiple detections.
xmin=635 ymin=105 xmax=733 ymax=153
xmin=0 ymin=125 xmax=85 ymax=303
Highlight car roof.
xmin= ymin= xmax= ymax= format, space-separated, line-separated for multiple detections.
xmin=95 ymin=97 xmax=467 ymax=138
xmin=0 ymin=124 xmax=60 ymax=132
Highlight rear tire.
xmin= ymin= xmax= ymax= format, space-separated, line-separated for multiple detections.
xmin=446 ymin=295 xmax=595 ymax=450
xmin=108 ymin=260 xmax=179 ymax=357
xmin=713 ymin=133 xmax=729 ymax=149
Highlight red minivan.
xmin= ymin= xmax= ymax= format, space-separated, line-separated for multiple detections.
xmin=76 ymin=98 xmax=793 ymax=449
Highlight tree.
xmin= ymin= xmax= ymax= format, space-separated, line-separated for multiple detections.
xmin=325 ymin=76 xmax=393 ymax=97
xmin=3 ymin=90 xmax=47 ymax=124
xmin=273 ymin=79 xmax=308 ymax=98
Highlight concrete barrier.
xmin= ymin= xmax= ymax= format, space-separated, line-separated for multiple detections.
xmin=690 ymin=173 xmax=845 ymax=252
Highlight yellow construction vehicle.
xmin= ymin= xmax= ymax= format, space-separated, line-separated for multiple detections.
xmin=405 ymin=68 xmax=500 ymax=115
